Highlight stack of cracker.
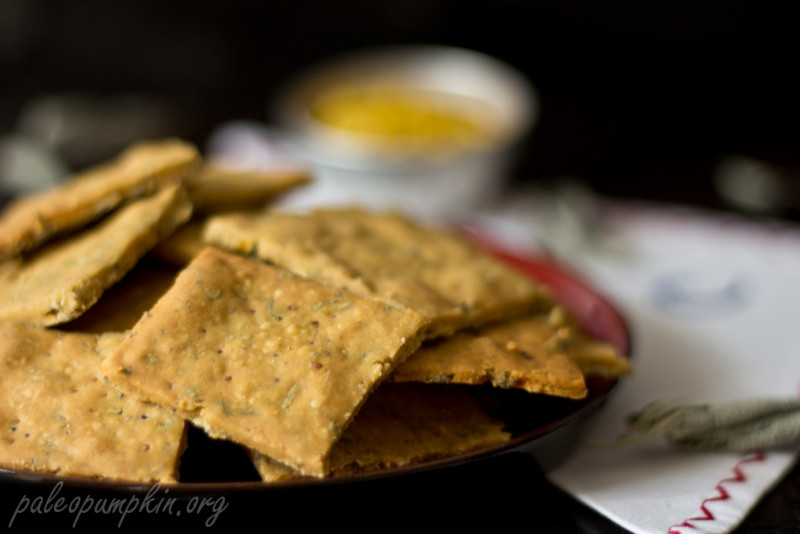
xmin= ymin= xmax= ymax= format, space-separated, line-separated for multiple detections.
xmin=0 ymin=138 xmax=630 ymax=484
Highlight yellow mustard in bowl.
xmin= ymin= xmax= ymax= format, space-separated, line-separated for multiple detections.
xmin=307 ymin=87 xmax=500 ymax=154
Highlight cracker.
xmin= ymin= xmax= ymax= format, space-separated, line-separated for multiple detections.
xmin=0 ymin=184 xmax=193 ymax=327
xmin=186 ymin=162 xmax=310 ymax=213
xmin=391 ymin=311 xmax=588 ymax=400
xmin=101 ymin=247 xmax=428 ymax=477
xmin=567 ymin=339 xmax=632 ymax=378
xmin=203 ymin=207 xmax=548 ymax=338
xmin=249 ymin=383 xmax=511 ymax=481
xmin=0 ymin=323 xmax=186 ymax=483
xmin=489 ymin=305 xmax=632 ymax=379
xmin=392 ymin=305 xmax=629 ymax=397
xmin=0 ymin=138 xmax=200 ymax=259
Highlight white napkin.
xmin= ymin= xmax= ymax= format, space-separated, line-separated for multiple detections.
xmin=475 ymin=194 xmax=800 ymax=534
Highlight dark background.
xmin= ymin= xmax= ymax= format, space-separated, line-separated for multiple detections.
xmin=2 ymin=0 xmax=799 ymax=216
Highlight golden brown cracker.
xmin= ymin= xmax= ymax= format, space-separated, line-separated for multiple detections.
xmin=101 ymin=247 xmax=428 ymax=477
xmin=0 ymin=138 xmax=200 ymax=259
xmin=248 ymin=450 xmax=298 ymax=482
xmin=0 ymin=323 xmax=186 ymax=483
xmin=391 ymin=315 xmax=588 ymax=400
xmin=0 ymin=184 xmax=193 ymax=327
xmin=484 ymin=305 xmax=631 ymax=379
xmin=186 ymin=162 xmax=310 ymax=213
xmin=249 ymin=383 xmax=511 ymax=481
xmin=324 ymin=383 xmax=511 ymax=476
xmin=203 ymin=208 xmax=548 ymax=338
xmin=567 ymin=339 xmax=632 ymax=378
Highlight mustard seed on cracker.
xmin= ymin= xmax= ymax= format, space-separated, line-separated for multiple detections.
xmin=0 ymin=323 xmax=186 ymax=483
xmin=102 ymin=247 xmax=428 ymax=477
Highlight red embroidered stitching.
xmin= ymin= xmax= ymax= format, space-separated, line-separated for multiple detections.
xmin=667 ymin=452 xmax=767 ymax=533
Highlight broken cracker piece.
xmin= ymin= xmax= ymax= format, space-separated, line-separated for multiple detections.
xmin=567 ymin=340 xmax=632 ymax=379
xmin=391 ymin=313 xmax=588 ymax=400
xmin=483 ymin=305 xmax=632 ymax=379
xmin=0 ymin=138 xmax=200 ymax=259
xmin=101 ymin=246 xmax=428 ymax=477
xmin=250 ymin=383 xmax=511 ymax=481
xmin=391 ymin=306 xmax=630 ymax=398
xmin=0 ymin=184 xmax=193 ymax=326
xmin=0 ymin=323 xmax=186 ymax=483
xmin=204 ymin=207 xmax=548 ymax=338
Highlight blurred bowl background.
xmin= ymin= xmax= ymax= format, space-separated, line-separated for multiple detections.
xmin=271 ymin=45 xmax=538 ymax=216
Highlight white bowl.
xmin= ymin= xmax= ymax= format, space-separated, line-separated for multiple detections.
xmin=272 ymin=45 xmax=539 ymax=217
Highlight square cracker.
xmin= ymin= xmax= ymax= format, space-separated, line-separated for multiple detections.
xmin=0 ymin=184 xmax=193 ymax=327
xmin=249 ymin=383 xmax=511 ymax=481
xmin=203 ymin=208 xmax=548 ymax=338
xmin=0 ymin=138 xmax=200 ymax=259
xmin=0 ymin=323 xmax=186 ymax=483
xmin=101 ymin=246 xmax=428 ymax=477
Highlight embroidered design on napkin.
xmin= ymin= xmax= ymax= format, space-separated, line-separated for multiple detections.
xmin=651 ymin=271 xmax=752 ymax=319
